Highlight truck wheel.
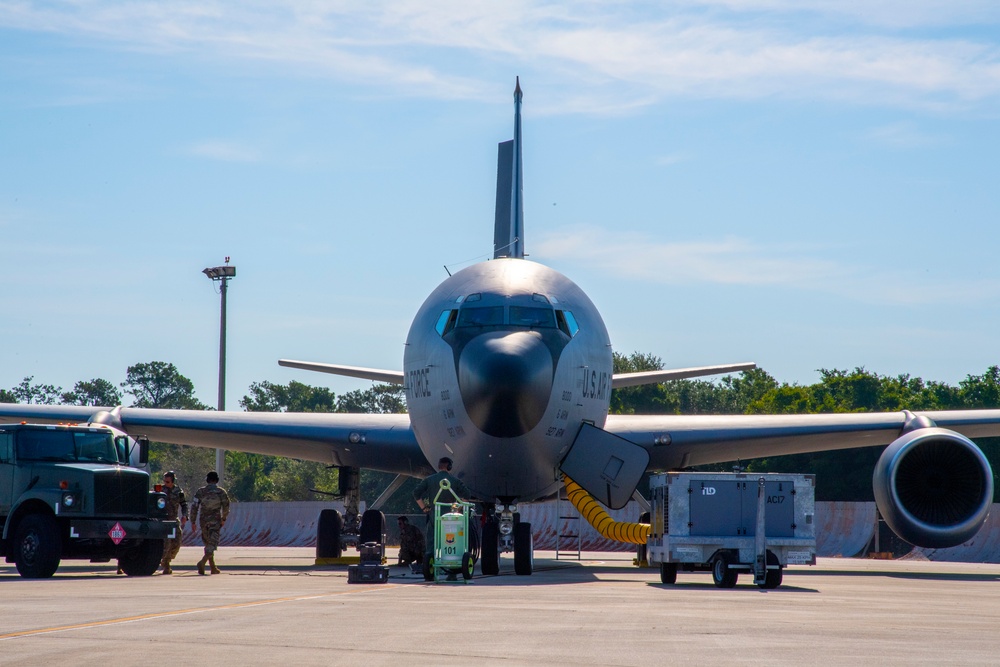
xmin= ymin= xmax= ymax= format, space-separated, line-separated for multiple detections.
xmin=758 ymin=550 xmax=783 ymax=590
xmin=480 ymin=520 xmax=499 ymax=575
xmin=119 ymin=539 xmax=164 ymax=576
xmin=513 ymin=522 xmax=533 ymax=576
xmin=712 ymin=553 xmax=738 ymax=589
xmin=14 ymin=514 xmax=62 ymax=579
xmin=659 ymin=562 xmax=677 ymax=585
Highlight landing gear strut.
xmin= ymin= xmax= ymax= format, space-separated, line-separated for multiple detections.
xmin=478 ymin=501 xmax=534 ymax=576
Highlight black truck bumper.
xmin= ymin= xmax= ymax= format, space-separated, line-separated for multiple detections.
xmin=69 ymin=519 xmax=179 ymax=541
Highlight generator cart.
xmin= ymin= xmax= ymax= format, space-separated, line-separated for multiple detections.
xmin=646 ymin=472 xmax=816 ymax=589
xmin=425 ymin=479 xmax=475 ymax=583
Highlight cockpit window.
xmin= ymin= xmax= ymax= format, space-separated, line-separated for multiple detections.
xmin=457 ymin=306 xmax=505 ymax=327
xmin=509 ymin=306 xmax=556 ymax=328
xmin=435 ymin=310 xmax=458 ymax=336
xmin=556 ymin=310 xmax=580 ymax=337
xmin=435 ymin=301 xmax=581 ymax=338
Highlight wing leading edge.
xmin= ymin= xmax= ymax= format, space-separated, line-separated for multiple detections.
xmin=612 ymin=362 xmax=757 ymax=389
xmin=278 ymin=359 xmax=404 ymax=385
xmin=605 ymin=409 xmax=1000 ymax=471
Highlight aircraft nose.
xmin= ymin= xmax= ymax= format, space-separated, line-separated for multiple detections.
xmin=458 ymin=331 xmax=553 ymax=438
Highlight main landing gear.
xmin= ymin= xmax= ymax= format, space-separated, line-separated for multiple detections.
xmin=479 ymin=501 xmax=533 ymax=576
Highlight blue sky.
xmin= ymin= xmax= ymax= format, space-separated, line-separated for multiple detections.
xmin=1 ymin=1 xmax=999 ymax=408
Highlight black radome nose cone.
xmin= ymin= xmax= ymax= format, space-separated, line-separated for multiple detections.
xmin=458 ymin=331 xmax=553 ymax=438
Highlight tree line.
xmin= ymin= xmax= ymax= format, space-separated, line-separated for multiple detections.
xmin=4 ymin=356 xmax=1000 ymax=505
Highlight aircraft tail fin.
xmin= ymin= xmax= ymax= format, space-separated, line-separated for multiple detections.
xmin=494 ymin=77 xmax=524 ymax=259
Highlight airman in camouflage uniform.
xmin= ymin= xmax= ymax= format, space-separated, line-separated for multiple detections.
xmin=190 ymin=470 xmax=231 ymax=575
xmin=396 ymin=516 xmax=424 ymax=568
xmin=413 ymin=457 xmax=471 ymax=562
xmin=160 ymin=471 xmax=188 ymax=575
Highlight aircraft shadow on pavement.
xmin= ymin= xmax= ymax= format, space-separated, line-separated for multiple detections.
xmin=792 ymin=567 xmax=1000 ymax=583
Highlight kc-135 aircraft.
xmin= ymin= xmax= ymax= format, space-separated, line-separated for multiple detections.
xmin=4 ymin=79 xmax=1000 ymax=576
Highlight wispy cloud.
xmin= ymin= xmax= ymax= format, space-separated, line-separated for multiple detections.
xmin=534 ymin=225 xmax=1000 ymax=306
xmin=655 ymin=153 xmax=690 ymax=167
xmin=182 ymin=140 xmax=261 ymax=162
xmin=864 ymin=122 xmax=945 ymax=148
xmin=1 ymin=1 xmax=999 ymax=113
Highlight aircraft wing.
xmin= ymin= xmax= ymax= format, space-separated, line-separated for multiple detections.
xmin=612 ymin=362 xmax=757 ymax=389
xmin=0 ymin=404 xmax=429 ymax=476
xmin=604 ymin=409 xmax=1000 ymax=471
xmin=278 ymin=360 xmax=405 ymax=385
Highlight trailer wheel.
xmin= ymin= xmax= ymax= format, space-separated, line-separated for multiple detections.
xmin=659 ymin=562 xmax=677 ymax=585
xmin=14 ymin=514 xmax=61 ymax=579
xmin=758 ymin=550 xmax=783 ymax=590
xmin=712 ymin=553 xmax=738 ymax=589
xmin=462 ymin=552 xmax=474 ymax=580
xmin=119 ymin=539 xmax=164 ymax=577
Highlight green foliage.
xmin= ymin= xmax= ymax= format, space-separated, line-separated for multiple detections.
xmin=121 ymin=361 xmax=207 ymax=409
xmin=240 ymin=380 xmax=337 ymax=413
xmin=959 ymin=366 xmax=1000 ymax=408
xmin=336 ymin=385 xmax=407 ymax=414
xmin=61 ymin=378 xmax=122 ymax=406
xmin=12 ymin=376 xmax=63 ymax=404
xmin=148 ymin=444 xmax=215 ymax=497
xmin=0 ymin=388 xmax=16 ymax=403
xmin=231 ymin=379 xmax=413 ymax=507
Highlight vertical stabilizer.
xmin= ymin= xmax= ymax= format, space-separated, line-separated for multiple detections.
xmin=494 ymin=77 xmax=525 ymax=259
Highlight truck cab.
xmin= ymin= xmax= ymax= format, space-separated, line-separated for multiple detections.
xmin=0 ymin=423 xmax=177 ymax=578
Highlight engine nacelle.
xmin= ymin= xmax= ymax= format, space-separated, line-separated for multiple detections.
xmin=873 ymin=426 xmax=994 ymax=549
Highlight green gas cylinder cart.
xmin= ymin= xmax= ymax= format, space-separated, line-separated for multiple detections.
xmin=426 ymin=479 xmax=475 ymax=583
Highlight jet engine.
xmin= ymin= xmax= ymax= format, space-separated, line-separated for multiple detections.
xmin=873 ymin=420 xmax=994 ymax=549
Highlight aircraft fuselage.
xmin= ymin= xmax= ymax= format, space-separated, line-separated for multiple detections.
xmin=404 ymin=258 xmax=612 ymax=502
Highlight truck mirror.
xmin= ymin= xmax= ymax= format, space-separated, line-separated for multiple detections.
xmin=137 ymin=437 xmax=150 ymax=465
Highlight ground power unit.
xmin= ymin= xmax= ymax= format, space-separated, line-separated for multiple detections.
xmin=646 ymin=472 xmax=817 ymax=589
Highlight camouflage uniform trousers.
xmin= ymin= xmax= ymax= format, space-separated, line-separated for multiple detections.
xmin=200 ymin=517 xmax=224 ymax=554
xmin=398 ymin=524 xmax=425 ymax=565
xmin=162 ymin=532 xmax=183 ymax=564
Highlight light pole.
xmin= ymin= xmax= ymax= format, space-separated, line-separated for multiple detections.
xmin=202 ymin=258 xmax=236 ymax=484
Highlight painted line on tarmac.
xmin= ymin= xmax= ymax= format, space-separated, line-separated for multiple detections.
xmin=0 ymin=585 xmax=399 ymax=642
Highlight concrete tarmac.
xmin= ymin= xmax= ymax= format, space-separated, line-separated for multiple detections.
xmin=2 ymin=547 xmax=999 ymax=666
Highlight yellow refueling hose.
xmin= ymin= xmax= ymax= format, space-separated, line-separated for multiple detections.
xmin=563 ymin=475 xmax=650 ymax=545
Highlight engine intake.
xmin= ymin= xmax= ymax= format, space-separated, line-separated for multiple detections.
xmin=873 ymin=426 xmax=994 ymax=549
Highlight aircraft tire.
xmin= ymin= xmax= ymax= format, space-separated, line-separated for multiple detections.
xmin=316 ymin=509 xmax=343 ymax=559
xmin=514 ymin=522 xmax=533 ymax=576
xmin=659 ymin=561 xmax=677 ymax=585
xmin=481 ymin=520 xmax=500 ymax=575
xmin=359 ymin=509 xmax=385 ymax=544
